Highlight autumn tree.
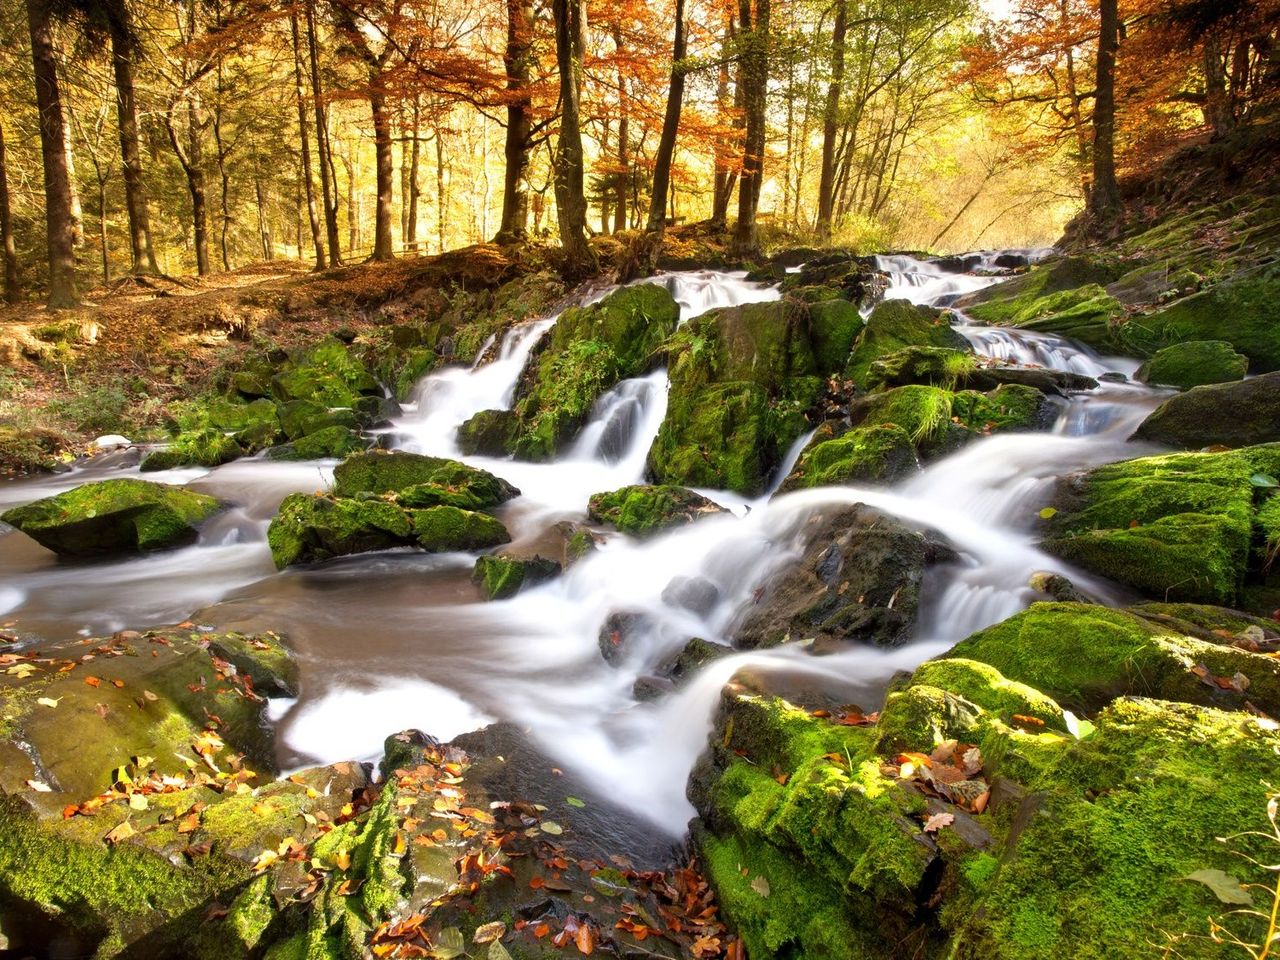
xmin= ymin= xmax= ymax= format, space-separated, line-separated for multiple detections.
xmin=552 ymin=0 xmax=596 ymax=277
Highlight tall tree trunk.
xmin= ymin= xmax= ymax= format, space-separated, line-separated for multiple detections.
xmin=406 ymin=95 xmax=420 ymax=252
xmin=369 ymin=88 xmax=395 ymax=260
xmin=613 ymin=26 xmax=629 ymax=235
xmin=26 ymin=0 xmax=78 ymax=307
xmin=732 ymin=0 xmax=769 ymax=256
xmin=254 ymin=175 xmax=272 ymax=259
xmin=1202 ymin=35 xmax=1234 ymax=138
xmin=291 ymin=7 xmax=325 ymax=269
xmin=711 ymin=13 xmax=737 ymax=229
xmin=97 ymin=179 xmax=110 ymax=282
xmin=551 ymin=0 xmax=596 ymax=279
xmin=495 ymin=0 xmax=533 ymax=242
xmin=1087 ymin=0 xmax=1120 ymax=222
xmin=645 ymin=0 xmax=687 ymax=236
xmin=107 ymin=11 xmax=158 ymax=274
xmin=816 ymin=0 xmax=847 ymax=242
xmin=0 ymin=122 xmax=21 ymax=303
xmin=435 ymin=130 xmax=446 ymax=252
xmin=305 ymin=0 xmax=341 ymax=265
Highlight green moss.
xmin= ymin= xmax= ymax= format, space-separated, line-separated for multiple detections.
xmin=1 ymin=478 xmax=224 ymax=557
xmin=267 ymin=493 xmax=414 ymax=568
xmin=857 ymin=384 xmax=957 ymax=444
xmin=1141 ymin=263 xmax=1280 ymax=370
xmin=806 ymin=298 xmax=865 ymax=372
xmin=333 ymin=450 xmax=517 ymax=504
xmin=472 ymin=554 xmax=559 ymax=599
xmin=140 ymin=428 xmax=243 ymax=471
xmin=276 ymin=400 xmax=359 ymax=441
xmin=513 ymin=339 xmax=622 ymax=459
xmin=1133 ymin=373 xmax=1280 ymax=450
xmin=1043 ymin=445 xmax=1280 ymax=605
xmin=1136 ymin=340 xmax=1248 ymax=388
xmin=271 ymin=338 xmax=381 ymax=408
xmin=409 ymin=505 xmax=510 ymax=552
xmin=908 ymin=659 xmax=1067 ymax=731
xmin=949 ymin=601 xmax=1280 ymax=714
xmin=586 ymin=484 xmax=725 ymax=536
xmin=650 ymin=381 xmax=771 ymax=493
xmin=950 ymin=383 xmax=1052 ymax=433
xmin=846 ymin=300 xmax=968 ymax=387
xmin=456 ymin=409 xmax=517 ymax=457
xmin=866 ymin=346 xmax=976 ymax=391
xmin=780 ymin=424 xmax=917 ymax=490
xmin=963 ymin=255 xmax=1124 ymax=327
xmin=266 ymin=425 xmax=365 ymax=461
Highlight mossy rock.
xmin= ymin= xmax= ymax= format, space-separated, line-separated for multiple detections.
xmin=456 ymin=408 xmax=517 ymax=457
xmin=267 ymin=493 xmax=414 ymax=568
xmin=471 ymin=554 xmax=561 ymax=600
xmin=846 ymin=299 xmax=969 ymax=387
xmin=0 ymin=426 xmax=73 ymax=476
xmin=1 ymin=478 xmax=224 ymax=558
xmin=332 ymin=450 xmax=518 ymax=505
xmin=277 ymin=400 xmax=359 ymax=442
xmin=779 ymin=423 xmax=918 ymax=490
xmin=1132 ymin=372 xmax=1280 ymax=449
xmin=1042 ymin=445 xmax=1280 ymax=605
xmin=265 ymin=425 xmax=366 ymax=461
xmin=948 ymin=601 xmax=1280 ymax=714
xmin=866 ymin=345 xmax=977 ymax=391
xmin=506 ymin=283 xmax=680 ymax=459
xmin=270 ymin=338 xmax=381 ymax=408
xmin=586 ymin=484 xmax=727 ymax=537
xmin=140 ymin=427 xmax=244 ymax=472
xmin=1135 ymin=340 xmax=1248 ymax=389
xmin=409 ymin=505 xmax=510 ymax=553
xmin=649 ymin=380 xmax=773 ymax=493
xmin=960 ymin=255 xmax=1125 ymax=326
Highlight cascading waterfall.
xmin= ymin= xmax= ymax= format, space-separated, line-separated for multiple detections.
xmin=0 ymin=259 xmax=1171 ymax=835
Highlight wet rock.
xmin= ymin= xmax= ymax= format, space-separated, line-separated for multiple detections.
xmin=456 ymin=408 xmax=518 ymax=456
xmin=1028 ymin=571 xmax=1092 ymax=603
xmin=993 ymin=252 xmax=1029 ymax=269
xmin=777 ymin=253 xmax=886 ymax=306
xmin=846 ymin=299 xmax=969 ymax=387
xmin=472 ymin=553 xmax=561 ymax=600
xmin=633 ymin=675 xmax=676 ymax=701
xmin=1 ymin=478 xmax=224 ymax=558
xmin=1135 ymin=339 xmax=1248 ymax=389
xmin=1132 ymin=372 xmax=1280 ymax=449
xmin=780 ymin=423 xmax=918 ymax=490
xmin=506 ymin=283 xmax=680 ymax=460
xmin=270 ymin=336 xmax=382 ymax=408
xmin=866 ymin=345 xmax=977 ymax=390
xmin=587 ymin=484 xmax=727 ymax=537
xmin=598 ymin=611 xmax=655 ymax=665
xmin=334 ymin=449 xmax=519 ymax=505
xmin=734 ymin=505 xmax=946 ymax=651
xmin=1042 ymin=444 xmax=1280 ymax=607
xmin=660 ymin=636 xmax=731 ymax=683
xmin=264 ymin=424 xmax=366 ymax=461
xmin=661 ymin=577 xmax=722 ymax=617
xmin=961 ymin=365 xmax=1098 ymax=395
xmin=949 ymin=601 xmax=1280 ymax=715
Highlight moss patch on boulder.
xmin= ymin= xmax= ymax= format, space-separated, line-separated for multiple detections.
xmin=1 ymin=478 xmax=224 ymax=557
xmin=587 ymin=484 xmax=727 ymax=537
xmin=779 ymin=423 xmax=918 ymax=490
xmin=1135 ymin=340 xmax=1248 ymax=388
xmin=846 ymin=300 xmax=969 ymax=387
xmin=1132 ymin=372 xmax=1280 ymax=449
xmin=332 ymin=450 xmax=518 ymax=506
xmin=1042 ymin=444 xmax=1280 ymax=606
xmin=471 ymin=554 xmax=561 ymax=600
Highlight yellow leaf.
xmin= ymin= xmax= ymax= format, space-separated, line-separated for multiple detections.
xmin=36 ymin=697 xmax=60 ymax=708
xmin=25 ymin=779 xmax=52 ymax=792
xmin=335 ymin=850 xmax=351 ymax=870
xmin=104 ymin=821 xmax=136 ymax=845
xmin=129 ymin=793 xmax=149 ymax=811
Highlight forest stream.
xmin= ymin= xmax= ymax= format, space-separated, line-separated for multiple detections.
xmin=0 ymin=253 xmax=1172 ymax=851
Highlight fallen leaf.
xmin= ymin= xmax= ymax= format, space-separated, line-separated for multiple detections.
xmin=923 ymin=812 xmax=955 ymax=834
xmin=750 ymin=874 xmax=770 ymax=897
xmin=104 ymin=821 xmax=136 ymax=845
xmin=25 ymin=779 xmax=52 ymax=792
xmin=473 ymin=921 xmax=506 ymax=944
xmin=1183 ymin=868 xmax=1253 ymax=905
xmin=36 ymin=697 xmax=60 ymax=708
xmin=566 ymin=796 xmax=586 ymax=808
xmin=575 ymin=922 xmax=596 ymax=955
xmin=431 ymin=927 xmax=465 ymax=958
xmin=540 ymin=821 xmax=564 ymax=835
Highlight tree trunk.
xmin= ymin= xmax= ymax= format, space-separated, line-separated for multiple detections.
xmin=645 ymin=0 xmax=687 ymax=236
xmin=26 ymin=0 xmax=77 ymax=307
xmin=551 ymin=0 xmax=597 ymax=279
xmin=368 ymin=87 xmax=395 ymax=260
xmin=291 ymin=7 xmax=325 ymax=269
xmin=1086 ymin=0 xmax=1120 ymax=222
xmin=0 ymin=122 xmax=21 ymax=303
xmin=212 ymin=91 xmax=232 ymax=271
xmin=816 ymin=0 xmax=847 ymax=242
xmin=613 ymin=26 xmax=629 ymax=235
xmin=495 ymin=0 xmax=534 ymax=242
xmin=107 ymin=12 xmax=158 ymax=274
xmin=1202 ymin=35 xmax=1234 ymax=138
xmin=305 ymin=0 xmax=341 ymax=265
xmin=255 ymin=176 xmax=272 ymax=259
xmin=732 ymin=0 xmax=769 ymax=256
xmin=435 ymin=130 xmax=446 ymax=252
xmin=406 ymin=96 xmax=420 ymax=252
xmin=98 ymin=180 xmax=110 ymax=283
xmin=711 ymin=13 xmax=737 ymax=229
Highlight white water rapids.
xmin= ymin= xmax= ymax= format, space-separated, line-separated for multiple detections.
xmin=0 ymin=256 xmax=1171 ymax=836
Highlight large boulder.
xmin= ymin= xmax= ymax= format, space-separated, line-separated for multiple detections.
xmin=471 ymin=554 xmax=561 ymax=600
xmin=1135 ymin=340 xmax=1248 ymax=389
xmin=1132 ymin=372 xmax=1280 ymax=449
xmin=504 ymin=283 xmax=680 ymax=459
xmin=587 ymin=484 xmax=727 ymax=537
xmin=692 ymin=610 xmax=1280 ymax=960
xmin=267 ymin=493 xmax=509 ymax=568
xmin=779 ymin=424 xmax=918 ymax=490
xmin=270 ymin=336 xmax=382 ymax=407
xmin=734 ymin=505 xmax=951 ymax=651
xmin=332 ymin=450 xmax=519 ymax=507
xmin=846 ymin=300 xmax=969 ymax=387
xmin=1042 ymin=444 xmax=1280 ymax=607
xmin=1 ymin=478 xmax=224 ymax=558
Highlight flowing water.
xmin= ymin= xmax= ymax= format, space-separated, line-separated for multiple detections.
xmin=0 ymin=258 xmax=1171 ymax=839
